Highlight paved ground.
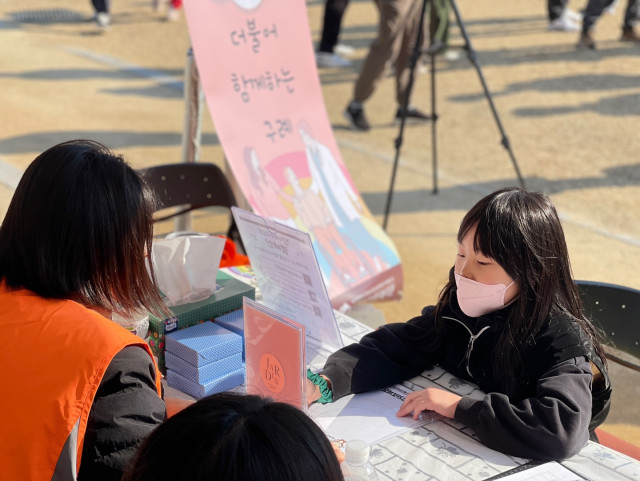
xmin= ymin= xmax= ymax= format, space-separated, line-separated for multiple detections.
xmin=1 ymin=0 xmax=639 ymax=446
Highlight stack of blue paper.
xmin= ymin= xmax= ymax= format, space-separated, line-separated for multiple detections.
xmin=214 ymin=309 xmax=245 ymax=359
xmin=165 ymin=321 xmax=245 ymax=399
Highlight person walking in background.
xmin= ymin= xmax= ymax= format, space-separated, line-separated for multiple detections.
xmin=577 ymin=0 xmax=640 ymax=49
xmin=547 ymin=0 xmax=583 ymax=31
xmin=91 ymin=0 xmax=110 ymax=29
xmin=344 ymin=0 xmax=430 ymax=131
xmin=316 ymin=0 xmax=353 ymax=68
xmin=153 ymin=0 xmax=183 ymax=21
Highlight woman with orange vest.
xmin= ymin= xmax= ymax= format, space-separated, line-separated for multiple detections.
xmin=0 ymin=140 xmax=168 ymax=481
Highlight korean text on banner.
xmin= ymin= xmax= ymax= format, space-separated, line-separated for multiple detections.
xmin=183 ymin=0 xmax=403 ymax=310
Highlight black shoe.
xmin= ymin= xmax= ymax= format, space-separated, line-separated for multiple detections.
xmin=395 ymin=106 xmax=430 ymax=122
xmin=621 ymin=27 xmax=640 ymax=43
xmin=577 ymin=31 xmax=596 ymax=50
xmin=425 ymin=40 xmax=447 ymax=56
xmin=344 ymin=102 xmax=370 ymax=131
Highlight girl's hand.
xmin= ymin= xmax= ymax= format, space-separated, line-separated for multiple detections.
xmin=396 ymin=388 xmax=461 ymax=420
xmin=306 ymin=378 xmax=321 ymax=405
xmin=331 ymin=441 xmax=346 ymax=463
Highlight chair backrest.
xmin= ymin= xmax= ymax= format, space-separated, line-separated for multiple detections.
xmin=138 ymin=162 xmax=240 ymax=243
xmin=576 ymin=280 xmax=640 ymax=372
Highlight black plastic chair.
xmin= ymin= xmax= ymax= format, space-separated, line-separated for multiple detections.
xmin=577 ymin=280 xmax=640 ymax=459
xmin=138 ymin=162 xmax=243 ymax=249
xmin=576 ymin=280 xmax=640 ymax=372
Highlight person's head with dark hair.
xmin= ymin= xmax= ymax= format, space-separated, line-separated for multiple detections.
xmin=435 ymin=187 xmax=606 ymax=393
xmin=0 ymin=139 xmax=165 ymax=317
xmin=122 ymin=392 xmax=344 ymax=481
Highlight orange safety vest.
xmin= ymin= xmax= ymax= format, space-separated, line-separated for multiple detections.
xmin=0 ymin=284 xmax=162 ymax=481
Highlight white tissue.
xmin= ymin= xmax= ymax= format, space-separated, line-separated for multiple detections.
xmin=151 ymin=234 xmax=226 ymax=307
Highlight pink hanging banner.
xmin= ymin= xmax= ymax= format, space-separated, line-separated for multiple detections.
xmin=183 ymin=0 xmax=402 ymax=309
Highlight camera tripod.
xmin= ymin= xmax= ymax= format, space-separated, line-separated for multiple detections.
xmin=382 ymin=0 xmax=526 ymax=230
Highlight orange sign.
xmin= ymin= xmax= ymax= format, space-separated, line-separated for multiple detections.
xmin=244 ymin=298 xmax=305 ymax=409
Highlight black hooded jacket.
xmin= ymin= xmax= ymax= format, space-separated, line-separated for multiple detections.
xmin=321 ymin=291 xmax=611 ymax=461
xmin=78 ymin=346 xmax=166 ymax=481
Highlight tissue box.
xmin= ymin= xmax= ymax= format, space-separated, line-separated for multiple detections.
xmin=220 ymin=266 xmax=261 ymax=301
xmin=147 ymin=270 xmax=255 ymax=373
xmin=214 ymin=309 xmax=245 ymax=360
xmin=165 ymin=322 xmax=242 ymax=367
xmin=167 ymin=365 xmax=245 ymax=399
xmin=165 ymin=350 xmax=243 ymax=384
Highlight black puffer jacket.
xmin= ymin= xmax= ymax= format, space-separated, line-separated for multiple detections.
xmin=78 ymin=346 xmax=166 ymax=481
xmin=321 ymin=292 xmax=611 ymax=461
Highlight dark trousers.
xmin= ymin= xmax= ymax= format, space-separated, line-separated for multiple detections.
xmin=547 ymin=0 xmax=569 ymax=20
xmin=583 ymin=0 xmax=639 ymax=32
xmin=319 ymin=0 xmax=350 ymax=53
xmin=428 ymin=0 xmax=450 ymax=45
xmin=92 ymin=0 xmax=109 ymax=14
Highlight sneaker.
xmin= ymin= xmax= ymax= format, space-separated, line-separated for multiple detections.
xmin=316 ymin=51 xmax=352 ymax=68
xmin=395 ymin=106 xmax=430 ymax=123
xmin=548 ymin=14 xmax=579 ymax=32
xmin=444 ymin=49 xmax=462 ymax=61
xmin=425 ymin=40 xmax=447 ymax=56
xmin=564 ymin=9 xmax=583 ymax=22
xmin=621 ymin=28 xmax=640 ymax=43
xmin=166 ymin=6 xmax=180 ymax=21
xmin=95 ymin=12 xmax=110 ymax=29
xmin=344 ymin=102 xmax=370 ymax=131
xmin=334 ymin=43 xmax=355 ymax=56
xmin=577 ymin=31 xmax=596 ymax=50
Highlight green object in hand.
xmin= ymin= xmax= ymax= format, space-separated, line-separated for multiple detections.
xmin=307 ymin=368 xmax=333 ymax=404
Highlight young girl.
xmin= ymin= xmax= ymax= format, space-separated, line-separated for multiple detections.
xmin=308 ymin=187 xmax=611 ymax=461
xmin=0 ymin=140 xmax=168 ymax=481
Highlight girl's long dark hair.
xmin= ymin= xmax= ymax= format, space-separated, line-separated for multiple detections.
xmin=0 ymin=139 xmax=166 ymax=318
xmin=434 ymin=187 xmax=607 ymax=394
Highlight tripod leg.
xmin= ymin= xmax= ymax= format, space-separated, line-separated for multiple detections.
xmin=430 ymin=52 xmax=438 ymax=193
xmin=382 ymin=0 xmax=430 ymax=231
xmin=449 ymin=0 xmax=526 ymax=188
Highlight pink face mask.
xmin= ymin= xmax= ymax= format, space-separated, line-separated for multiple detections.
xmin=454 ymin=273 xmax=515 ymax=318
